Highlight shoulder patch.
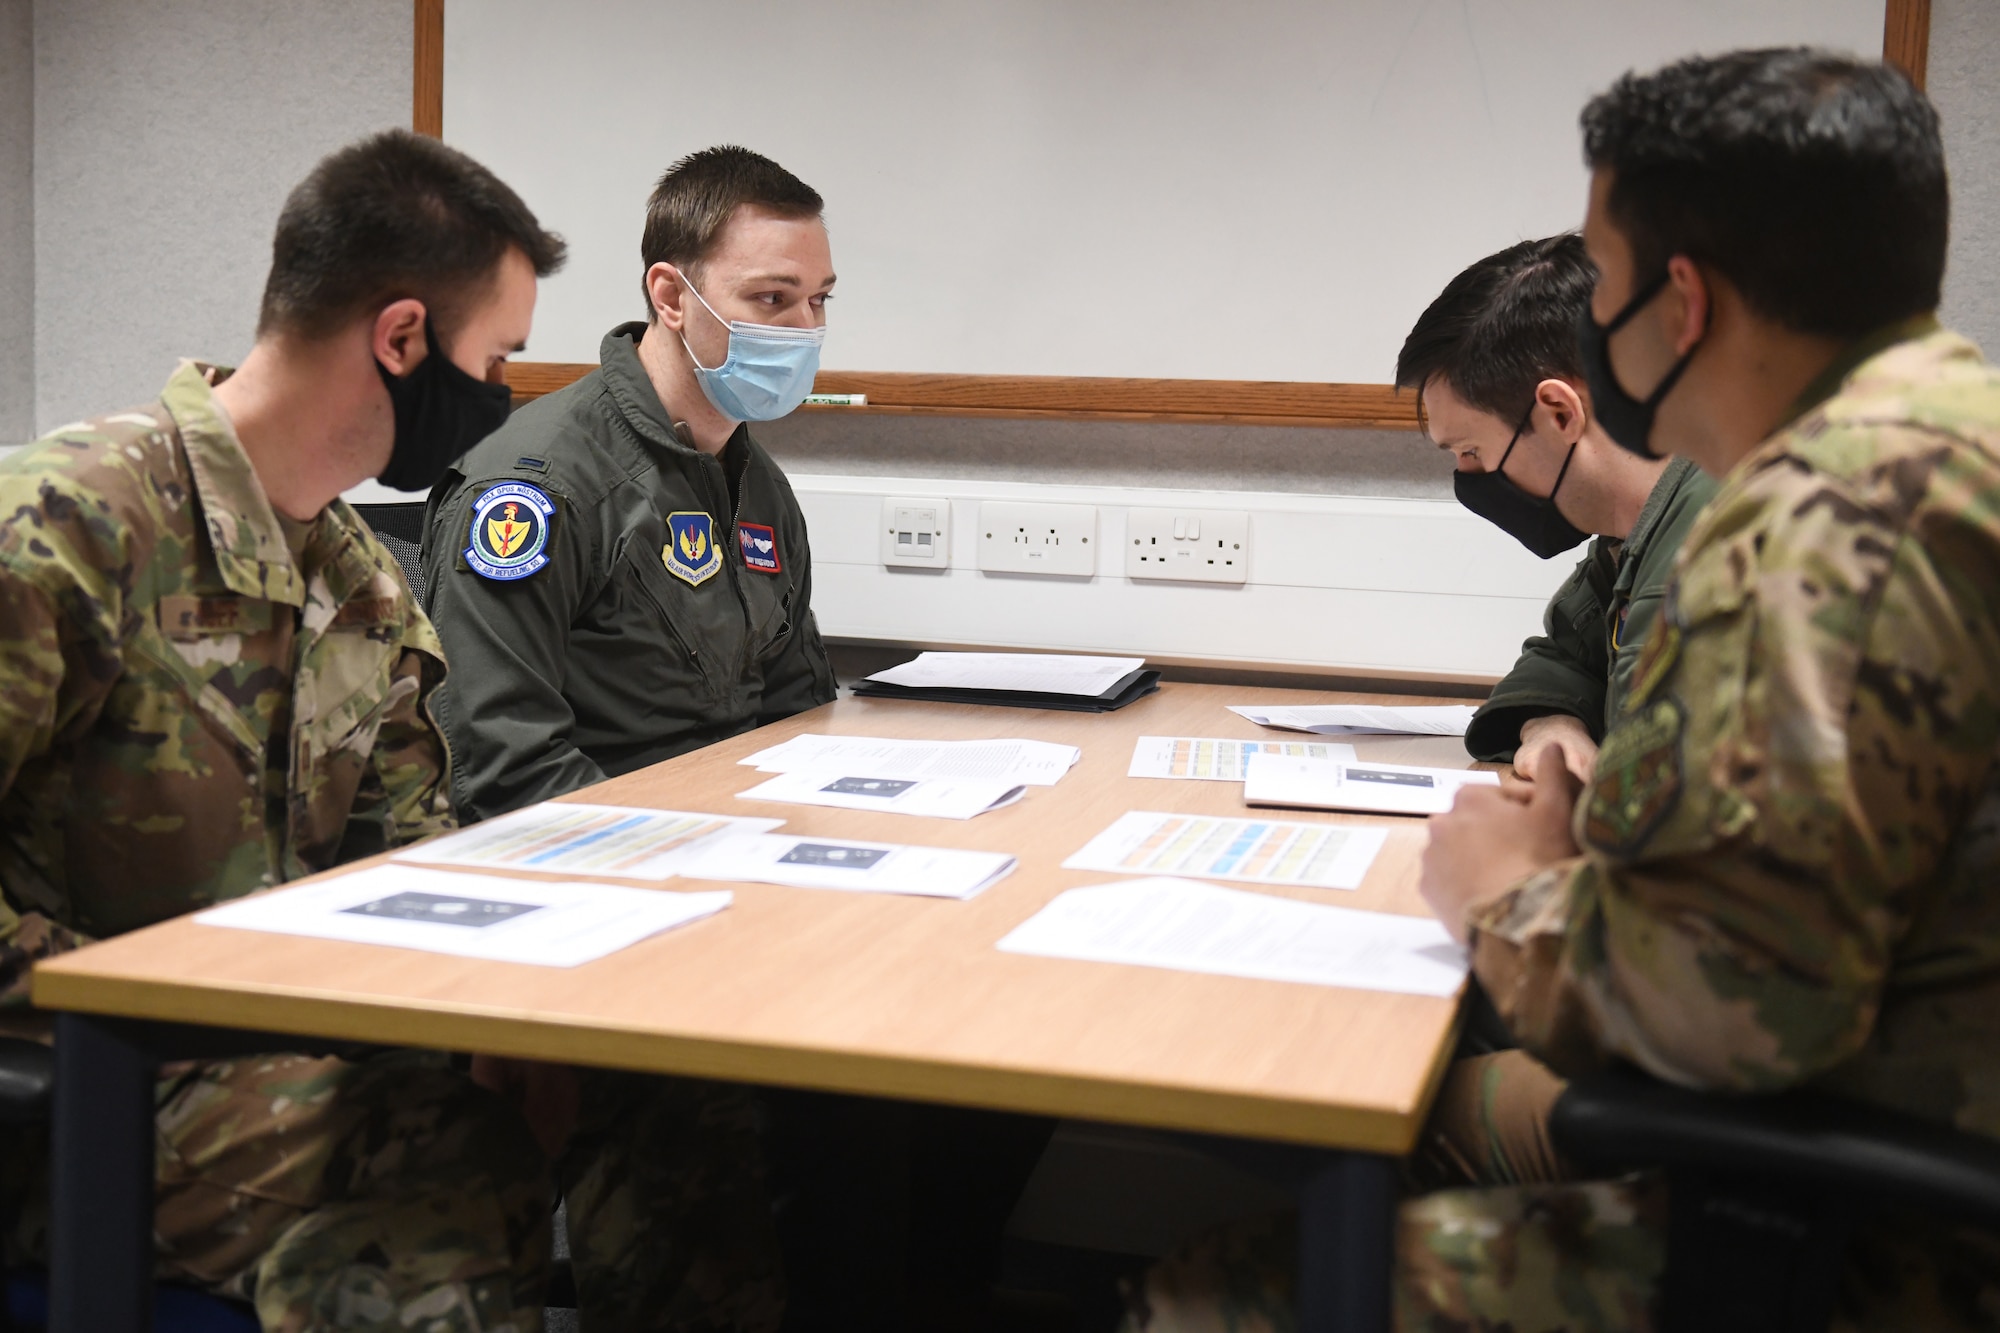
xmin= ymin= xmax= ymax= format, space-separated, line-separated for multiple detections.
xmin=465 ymin=481 xmax=554 ymax=581
xmin=738 ymin=521 xmax=781 ymax=573
xmin=1582 ymin=696 xmax=1686 ymax=855
xmin=664 ymin=511 xmax=721 ymax=586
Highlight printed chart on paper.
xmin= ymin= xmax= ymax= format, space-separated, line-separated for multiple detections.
xmin=1064 ymin=811 xmax=1386 ymax=890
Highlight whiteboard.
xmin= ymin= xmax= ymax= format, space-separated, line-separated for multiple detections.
xmin=445 ymin=0 xmax=1882 ymax=383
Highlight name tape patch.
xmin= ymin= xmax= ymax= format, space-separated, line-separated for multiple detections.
xmin=465 ymin=481 xmax=554 ymax=581
xmin=739 ymin=521 xmax=781 ymax=573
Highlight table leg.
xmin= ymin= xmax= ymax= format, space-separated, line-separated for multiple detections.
xmin=1297 ymin=1151 xmax=1397 ymax=1333
xmin=51 ymin=1012 xmax=155 ymax=1333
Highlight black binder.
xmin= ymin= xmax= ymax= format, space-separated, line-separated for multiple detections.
xmin=849 ymin=667 xmax=1161 ymax=713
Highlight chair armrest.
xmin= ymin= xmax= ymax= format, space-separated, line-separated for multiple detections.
xmin=1551 ymin=1068 xmax=2000 ymax=1231
xmin=0 ymin=1036 xmax=54 ymax=1124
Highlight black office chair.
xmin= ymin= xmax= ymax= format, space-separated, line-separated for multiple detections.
xmin=1550 ymin=1067 xmax=2000 ymax=1333
xmin=0 ymin=1037 xmax=259 ymax=1330
xmin=353 ymin=502 xmax=430 ymax=603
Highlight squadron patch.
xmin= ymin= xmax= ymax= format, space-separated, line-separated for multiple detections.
xmin=738 ymin=521 xmax=781 ymax=573
xmin=664 ymin=511 xmax=721 ymax=586
xmin=465 ymin=482 xmax=554 ymax=581
xmin=1583 ymin=696 xmax=1686 ymax=855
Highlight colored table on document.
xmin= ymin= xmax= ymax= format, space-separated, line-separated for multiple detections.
xmin=32 ymin=680 xmax=1485 ymax=1333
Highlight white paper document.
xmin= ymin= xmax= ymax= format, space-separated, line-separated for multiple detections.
xmin=737 ymin=770 xmax=1027 ymax=820
xmin=682 ymin=834 xmax=1017 ymax=900
xmin=396 ymin=802 xmax=782 ymax=880
xmin=866 ymin=652 xmax=1144 ymax=696
xmin=1127 ymin=736 xmax=1357 ymax=782
xmin=1227 ymin=703 xmax=1479 ymax=737
xmin=997 ymin=877 xmax=1467 ymax=997
xmin=1063 ymin=811 xmax=1386 ymax=891
xmin=197 ymin=864 xmax=732 ymax=967
xmin=1244 ymin=754 xmax=1501 ymax=816
xmin=739 ymin=734 xmax=1080 ymax=786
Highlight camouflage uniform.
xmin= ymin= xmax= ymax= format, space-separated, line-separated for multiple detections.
xmin=0 ymin=363 xmax=551 ymax=1329
xmin=1125 ymin=319 xmax=2000 ymax=1332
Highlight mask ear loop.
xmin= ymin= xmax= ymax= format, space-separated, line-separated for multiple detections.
xmin=670 ymin=266 xmax=732 ymax=373
xmin=1492 ymin=400 xmax=1538 ymax=476
xmin=1601 ymin=269 xmax=1702 ymax=412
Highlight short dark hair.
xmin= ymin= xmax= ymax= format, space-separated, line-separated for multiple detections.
xmin=639 ymin=146 xmax=824 ymax=310
xmin=1580 ymin=48 xmax=1946 ymax=339
xmin=1395 ymin=234 xmax=1596 ymax=426
xmin=257 ymin=129 xmax=566 ymax=341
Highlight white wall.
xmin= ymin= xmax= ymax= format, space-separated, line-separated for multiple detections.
xmin=0 ymin=0 xmax=30 ymax=445
xmin=1934 ymin=0 xmax=2000 ymax=357
xmin=29 ymin=0 xmax=409 ymax=432
xmin=444 ymin=0 xmax=1880 ymax=383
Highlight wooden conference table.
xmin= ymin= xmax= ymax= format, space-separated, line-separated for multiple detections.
xmin=34 ymin=681 xmax=1480 ymax=1332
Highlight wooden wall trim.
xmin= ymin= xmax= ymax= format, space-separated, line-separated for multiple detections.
xmin=413 ymin=0 xmax=444 ymax=136
xmin=1883 ymin=0 xmax=1932 ymax=88
xmin=502 ymin=363 xmax=1419 ymax=430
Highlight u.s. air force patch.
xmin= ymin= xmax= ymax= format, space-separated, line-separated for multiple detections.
xmin=664 ymin=511 xmax=721 ymax=586
xmin=1583 ymin=696 xmax=1686 ymax=855
xmin=466 ymin=482 xmax=554 ymax=581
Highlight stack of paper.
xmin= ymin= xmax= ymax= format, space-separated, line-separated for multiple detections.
xmin=682 ymin=834 xmax=1016 ymax=900
xmin=737 ymin=771 xmax=1026 ymax=820
xmin=1228 ymin=703 xmax=1478 ymax=737
xmin=852 ymin=653 xmax=1160 ymax=712
xmin=198 ymin=864 xmax=732 ymax=967
xmin=997 ymin=877 xmax=1466 ymax=997
xmin=1243 ymin=754 xmax=1499 ymax=816
xmin=1127 ymin=736 xmax=1356 ymax=782
xmin=397 ymin=802 xmax=782 ymax=879
xmin=741 ymin=734 xmax=1080 ymax=786
xmin=1063 ymin=811 xmax=1386 ymax=891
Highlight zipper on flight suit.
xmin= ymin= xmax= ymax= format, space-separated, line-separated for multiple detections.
xmin=694 ymin=446 xmax=761 ymax=683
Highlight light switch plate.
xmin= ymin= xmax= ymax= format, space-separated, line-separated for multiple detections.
xmin=881 ymin=496 xmax=951 ymax=569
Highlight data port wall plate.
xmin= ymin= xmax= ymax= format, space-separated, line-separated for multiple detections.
xmin=976 ymin=501 xmax=1098 ymax=577
xmin=880 ymin=496 xmax=951 ymax=569
xmin=1126 ymin=507 xmax=1250 ymax=583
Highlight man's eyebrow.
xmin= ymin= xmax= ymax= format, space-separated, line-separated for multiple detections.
xmin=743 ymin=272 xmax=802 ymax=287
xmin=510 ymin=339 xmax=528 ymax=354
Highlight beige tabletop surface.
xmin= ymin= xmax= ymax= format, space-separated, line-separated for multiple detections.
xmin=34 ymin=681 xmax=1482 ymax=1155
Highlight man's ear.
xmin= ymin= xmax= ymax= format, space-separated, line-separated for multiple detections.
xmin=1664 ymin=254 xmax=1710 ymax=356
xmin=1536 ymin=378 xmax=1588 ymax=444
xmin=373 ymin=299 xmax=428 ymax=376
xmin=648 ymin=263 xmax=689 ymax=332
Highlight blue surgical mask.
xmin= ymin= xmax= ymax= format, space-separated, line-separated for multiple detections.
xmin=677 ymin=276 xmax=826 ymax=422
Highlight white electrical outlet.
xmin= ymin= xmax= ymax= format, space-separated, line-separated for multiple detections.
xmin=976 ymin=501 xmax=1098 ymax=577
xmin=880 ymin=496 xmax=951 ymax=569
xmin=1125 ymin=507 xmax=1250 ymax=583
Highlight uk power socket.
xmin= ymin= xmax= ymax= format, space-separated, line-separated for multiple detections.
xmin=975 ymin=501 xmax=1097 ymax=576
xmin=1125 ymin=507 xmax=1249 ymax=583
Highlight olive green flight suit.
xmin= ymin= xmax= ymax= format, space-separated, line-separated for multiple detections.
xmin=1466 ymin=457 xmax=1717 ymax=763
xmin=421 ymin=322 xmax=836 ymax=822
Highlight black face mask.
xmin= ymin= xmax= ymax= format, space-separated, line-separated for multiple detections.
xmin=1452 ymin=404 xmax=1589 ymax=560
xmin=374 ymin=315 xmax=514 ymax=492
xmin=1576 ymin=270 xmax=1701 ymax=459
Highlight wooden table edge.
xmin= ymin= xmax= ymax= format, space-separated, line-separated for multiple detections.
xmin=32 ymin=965 xmax=1443 ymax=1156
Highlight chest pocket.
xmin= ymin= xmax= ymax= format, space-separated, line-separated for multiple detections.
xmin=737 ymin=546 xmax=796 ymax=667
xmin=149 ymin=593 xmax=294 ymax=760
xmin=615 ymin=523 xmax=726 ymax=704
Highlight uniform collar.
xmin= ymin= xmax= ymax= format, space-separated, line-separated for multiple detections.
xmin=1624 ymin=456 xmax=1699 ymax=557
xmin=598 ymin=322 xmax=752 ymax=460
xmin=1783 ymin=313 xmax=1942 ymax=427
xmin=161 ymin=360 xmax=309 ymax=607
